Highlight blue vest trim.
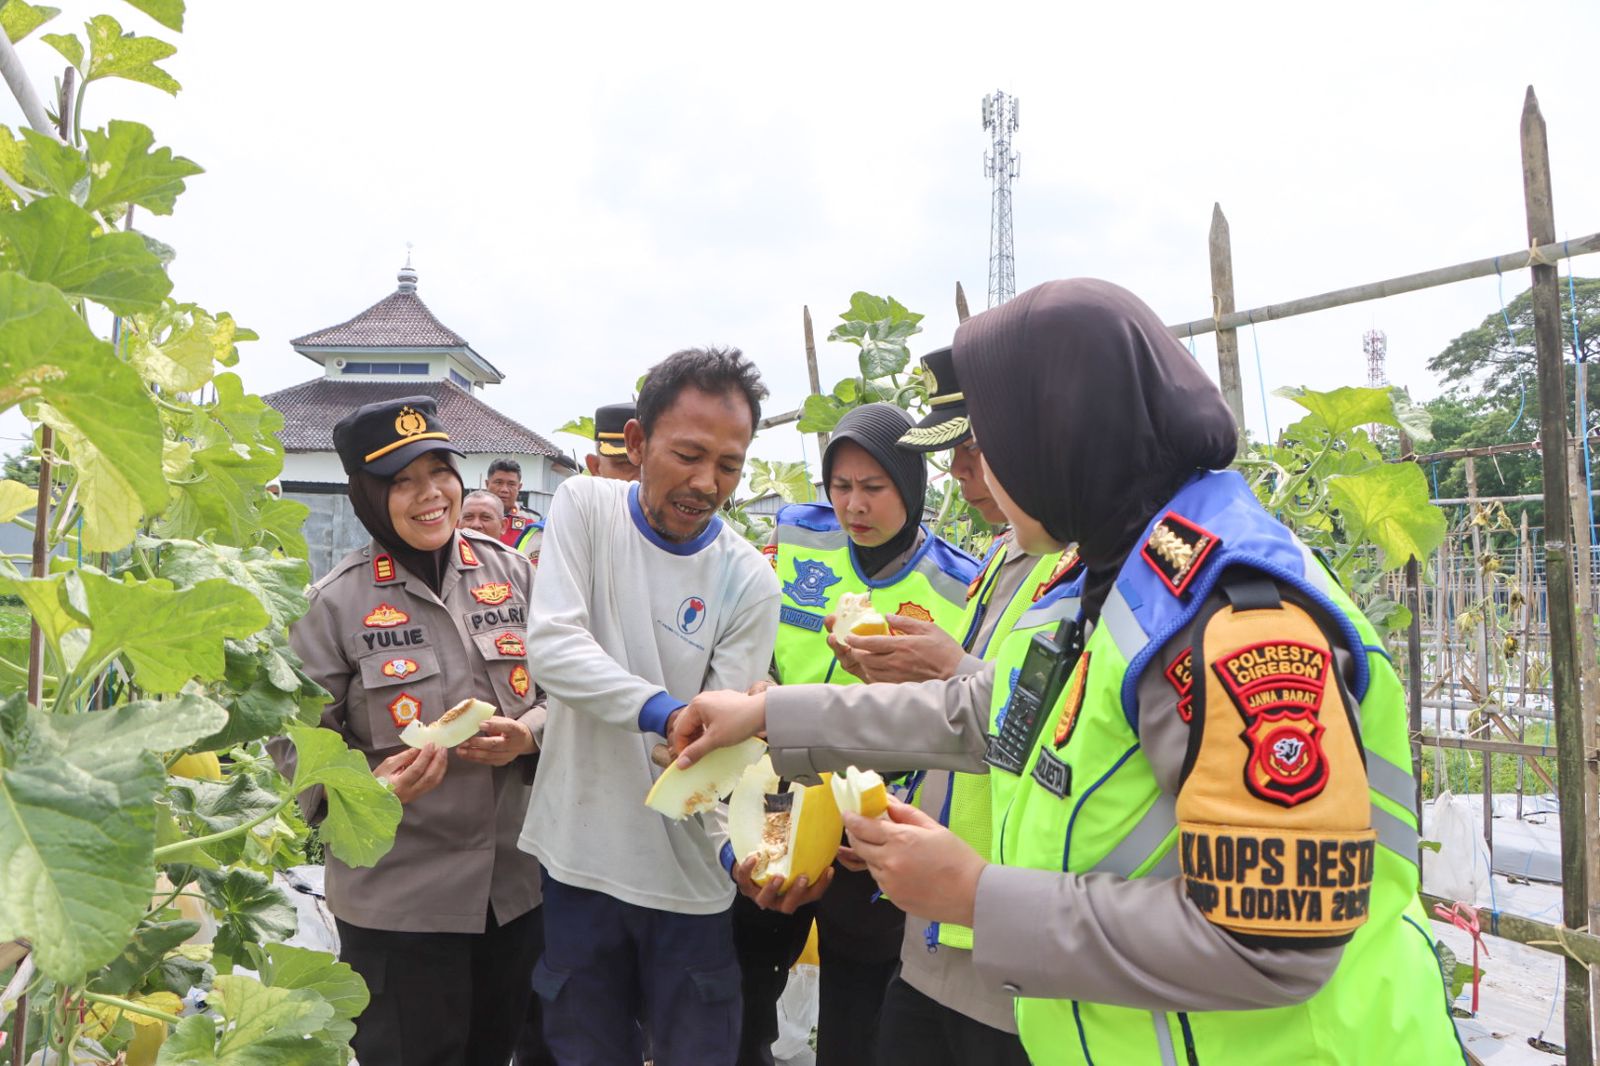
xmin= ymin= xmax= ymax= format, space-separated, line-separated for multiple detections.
xmin=1062 ymin=742 xmax=1142 ymax=873
xmin=1110 ymin=472 xmax=1371 ymax=732
xmin=1072 ymin=1001 xmax=1097 ymax=1066
xmin=778 ymin=503 xmax=979 ymax=595
xmin=1402 ymin=914 xmax=1473 ymax=1066
xmin=779 ymin=605 xmax=826 ymax=631
xmin=776 ymin=501 xmax=841 ymax=533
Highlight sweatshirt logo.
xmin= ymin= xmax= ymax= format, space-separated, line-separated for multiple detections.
xmin=678 ymin=596 xmax=708 ymax=635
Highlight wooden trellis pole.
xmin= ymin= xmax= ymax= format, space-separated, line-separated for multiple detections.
xmin=1208 ymin=204 xmax=1247 ymax=443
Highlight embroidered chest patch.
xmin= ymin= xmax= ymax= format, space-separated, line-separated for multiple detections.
xmin=471 ymin=581 xmax=512 ymax=605
xmin=1052 ymin=651 xmax=1091 ymax=748
xmin=1213 ymin=640 xmax=1332 ymax=807
xmin=1165 ymin=648 xmax=1195 ymax=723
xmin=388 ymin=692 xmax=421 ymax=728
xmin=1141 ymin=513 xmax=1219 ymax=596
xmin=784 ymin=559 xmax=841 ymax=608
xmin=364 ymin=603 xmax=409 ymax=628
xmin=494 ymin=631 xmax=526 ymax=657
xmin=896 ymin=601 xmax=934 ymax=624
xmin=381 ymin=658 xmax=419 ymax=679
xmin=509 ymin=664 xmax=531 ymax=697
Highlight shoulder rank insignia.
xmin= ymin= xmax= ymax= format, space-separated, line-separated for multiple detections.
xmin=1213 ymin=640 xmax=1332 ymax=807
xmin=509 ymin=664 xmax=531 ymax=697
xmin=372 ymin=554 xmax=396 ymax=583
xmin=472 ymin=581 xmax=512 ymax=605
xmin=783 ymin=558 xmax=840 ymax=608
xmin=896 ymin=601 xmax=934 ymax=624
xmin=1033 ymin=547 xmax=1082 ymax=602
xmin=494 ymin=631 xmax=526 ymax=657
xmin=1141 ymin=513 xmax=1219 ymax=597
xmin=1165 ymin=648 xmax=1195 ymax=723
xmin=382 ymin=657 xmax=419 ymax=679
xmin=388 ymin=692 xmax=421 ymax=728
xmin=1052 ymin=651 xmax=1091 ymax=747
xmin=364 ymin=603 xmax=409 ymax=628
xmin=458 ymin=538 xmax=481 ymax=567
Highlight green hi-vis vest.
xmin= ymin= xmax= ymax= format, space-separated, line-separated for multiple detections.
xmin=771 ymin=503 xmax=978 ymax=687
xmin=917 ymin=542 xmax=1068 ymax=952
xmin=985 ymin=473 xmax=1463 ymax=1066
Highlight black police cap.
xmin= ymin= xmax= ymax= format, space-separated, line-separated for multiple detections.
xmin=898 ymin=346 xmax=971 ymax=453
xmin=594 ymin=402 xmax=636 ymax=458
xmin=332 ymin=395 xmax=464 ymax=477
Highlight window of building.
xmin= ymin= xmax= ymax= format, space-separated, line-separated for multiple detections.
xmin=449 ymin=369 xmax=473 ymax=389
xmin=343 ymin=361 xmax=429 ymax=375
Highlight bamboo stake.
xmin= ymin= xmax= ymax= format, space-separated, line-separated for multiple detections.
xmin=956 ymin=281 xmax=971 ymax=323
xmin=1522 ymin=85 xmax=1593 ymax=1066
xmin=1520 ymin=511 xmax=1533 ymax=817
xmin=801 ymin=306 xmax=828 ymax=456
xmin=1466 ymin=459 xmax=1495 ymax=854
xmin=1208 ymin=204 xmax=1247 ymax=443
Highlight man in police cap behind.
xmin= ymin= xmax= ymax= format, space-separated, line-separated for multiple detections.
xmin=587 ymin=402 xmax=641 ymax=481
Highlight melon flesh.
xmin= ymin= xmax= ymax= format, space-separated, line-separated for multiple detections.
xmin=829 ymin=766 xmax=889 ymax=819
xmin=400 ymin=698 xmax=495 ymax=749
xmin=645 ymin=736 xmax=766 ymax=819
xmin=728 ymin=755 xmax=844 ymax=892
xmin=832 ymin=591 xmax=890 ymax=637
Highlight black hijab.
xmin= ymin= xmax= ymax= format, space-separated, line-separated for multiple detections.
xmin=954 ymin=278 xmax=1237 ymax=616
xmin=347 ymin=455 xmax=465 ymax=596
xmin=823 ymin=403 xmax=928 ymax=578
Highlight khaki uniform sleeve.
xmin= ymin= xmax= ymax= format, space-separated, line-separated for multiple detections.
xmin=972 ymin=586 xmax=1363 ymax=1010
xmin=764 ymin=666 xmax=994 ymax=782
xmin=275 ymin=582 xmax=354 ymax=824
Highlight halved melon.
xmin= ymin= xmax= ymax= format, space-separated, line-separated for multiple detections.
xmin=829 ymin=766 xmax=889 ymax=819
xmin=169 ymin=751 xmax=223 ymax=781
xmin=728 ymin=755 xmax=844 ymax=892
xmin=832 ymin=592 xmax=890 ymax=637
xmin=645 ymin=736 xmax=766 ymax=819
xmin=400 ymin=698 xmax=495 ymax=749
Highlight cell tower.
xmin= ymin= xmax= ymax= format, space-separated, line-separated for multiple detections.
xmin=982 ymin=90 xmax=1020 ymax=307
xmin=1364 ymin=329 xmax=1388 ymax=387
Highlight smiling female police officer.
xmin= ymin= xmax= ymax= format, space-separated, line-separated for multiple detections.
xmin=279 ymin=395 xmax=547 ymax=1066
xmin=674 ymin=281 xmax=1462 ymax=1066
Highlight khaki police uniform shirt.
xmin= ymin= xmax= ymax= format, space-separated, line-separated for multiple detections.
xmin=763 ymin=583 xmax=1352 ymax=1013
xmin=279 ymin=529 xmax=545 ymax=934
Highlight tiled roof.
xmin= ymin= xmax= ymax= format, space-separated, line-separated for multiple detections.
xmin=264 ymin=379 xmax=561 ymax=457
xmin=291 ymin=285 xmax=467 ymax=349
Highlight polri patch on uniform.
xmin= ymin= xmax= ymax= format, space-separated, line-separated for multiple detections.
xmin=372 ymin=554 xmax=396 ymax=583
xmin=779 ymin=605 xmax=825 ymax=632
xmin=458 ymin=538 xmax=480 ymax=567
xmin=471 ymin=581 xmax=512 ymax=605
xmin=1212 ymin=640 xmax=1333 ymax=807
xmin=896 ymin=601 xmax=934 ymax=624
xmin=1141 ymin=512 xmax=1219 ymax=597
xmin=1165 ymin=648 xmax=1195 ymax=723
xmin=382 ymin=657 xmax=419 ymax=680
xmin=1033 ymin=547 xmax=1082 ymax=602
xmin=494 ymin=631 xmax=526 ymax=657
xmin=364 ymin=603 xmax=409 ymax=628
xmin=388 ymin=692 xmax=421 ymax=728
xmin=784 ymin=558 xmax=840 ymax=608
xmin=510 ymin=664 xmax=531 ymax=697
xmin=1052 ymin=651 xmax=1091 ymax=748
xmin=1031 ymin=748 xmax=1072 ymax=798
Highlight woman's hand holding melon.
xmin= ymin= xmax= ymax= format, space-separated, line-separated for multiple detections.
xmin=374 ymin=744 xmax=448 ymax=804
xmin=844 ymin=614 xmax=967 ymax=684
xmin=456 ymin=716 xmax=537 ymax=766
xmin=669 ymin=689 xmax=768 ymax=768
xmin=843 ymin=797 xmax=986 ymax=927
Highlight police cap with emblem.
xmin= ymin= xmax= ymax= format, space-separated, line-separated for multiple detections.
xmin=897 ymin=346 xmax=970 ymax=453
xmin=594 ymin=402 xmax=636 ymax=458
xmin=332 ymin=395 xmax=464 ymax=477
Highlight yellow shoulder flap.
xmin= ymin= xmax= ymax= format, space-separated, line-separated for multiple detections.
xmin=1175 ymin=599 xmax=1376 ymax=943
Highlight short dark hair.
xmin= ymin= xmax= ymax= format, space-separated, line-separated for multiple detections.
xmin=636 ymin=346 xmax=768 ymax=437
xmin=487 ymin=459 xmax=522 ymax=477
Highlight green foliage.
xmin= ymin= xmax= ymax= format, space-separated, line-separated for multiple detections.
xmin=556 ymin=414 xmax=595 ymax=440
xmin=0 ymin=12 xmax=396 ymax=1062
xmin=747 ymin=457 xmax=815 ymax=504
xmin=796 ymin=291 xmax=925 ymax=434
xmin=1245 ymin=385 xmax=1446 ymax=637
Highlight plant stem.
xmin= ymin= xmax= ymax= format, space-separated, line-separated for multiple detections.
xmin=154 ymin=797 xmax=290 ymax=861
xmin=79 ymin=991 xmax=197 ymax=1027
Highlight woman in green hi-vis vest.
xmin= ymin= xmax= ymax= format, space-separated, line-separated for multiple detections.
xmin=746 ymin=402 xmax=978 ymax=1066
xmin=676 ymin=280 xmax=1464 ymax=1066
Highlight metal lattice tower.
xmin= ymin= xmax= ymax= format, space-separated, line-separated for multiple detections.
xmin=1364 ymin=329 xmax=1388 ymax=387
xmin=982 ymin=90 xmax=1020 ymax=307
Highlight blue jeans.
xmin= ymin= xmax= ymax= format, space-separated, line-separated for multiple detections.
xmin=534 ymin=867 xmax=742 ymax=1066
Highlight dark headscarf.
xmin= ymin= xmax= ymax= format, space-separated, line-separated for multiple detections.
xmin=822 ymin=403 xmax=928 ymax=577
xmin=347 ymin=455 xmax=465 ymax=596
xmin=955 ymin=278 xmax=1237 ymax=615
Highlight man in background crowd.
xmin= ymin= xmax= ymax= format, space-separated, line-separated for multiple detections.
xmin=459 ymin=489 xmax=508 ymax=540
xmin=488 ymin=458 xmax=544 ymax=557
xmin=587 ymin=402 xmax=641 ymax=481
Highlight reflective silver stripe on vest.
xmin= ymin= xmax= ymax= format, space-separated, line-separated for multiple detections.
xmin=1371 ymin=802 xmax=1419 ymax=864
xmin=915 ymin=554 xmax=973 ymax=607
xmin=1018 ymin=595 xmax=1082 ymax=630
xmin=1153 ymin=1012 xmax=1179 ymax=1066
xmin=1092 ymin=794 xmax=1177 ymax=878
xmin=1097 ymin=584 xmax=1146 ymax=663
xmin=776 ymin=525 xmax=847 ymax=551
xmin=1296 ymin=539 xmax=1332 ymax=595
xmin=1366 ymin=750 xmax=1417 ymax=818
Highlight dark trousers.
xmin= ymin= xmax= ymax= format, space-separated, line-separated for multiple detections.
xmin=535 ymin=867 xmax=742 ymax=1066
xmin=732 ymin=895 xmax=816 ymax=1066
xmin=336 ymin=905 xmax=543 ymax=1066
xmin=514 ymin=910 xmax=557 ymax=1066
xmin=875 ymin=973 xmax=1030 ymax=1066
xmin=815 ymin=937 xmax=896 ymax=1066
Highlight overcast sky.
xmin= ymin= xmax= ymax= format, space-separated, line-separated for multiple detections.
xmin=6 ymin=1 xmax=1600 ymax=472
